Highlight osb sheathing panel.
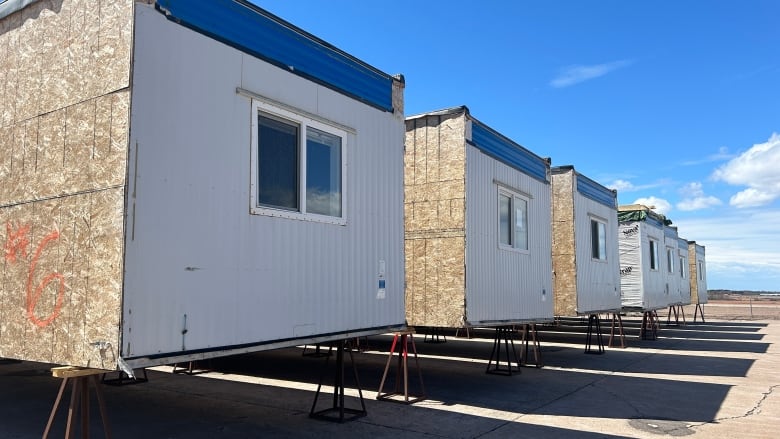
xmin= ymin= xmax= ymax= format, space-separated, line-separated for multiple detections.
xmin=0 ymin=187 xmax=124 ymax=368
xmin=551 ymin=171 xmax=577 ymax=316
xmin=0 ymin=91 xmax=129 ymax=207
xmin=404 ymin=112 xmax=467 ymax=327
xmin=405 ymin=236 xmax=466 ymax=328
xmin=0 ymin=0 xmax=133 ymax=128
xmin=0 ymin=2 xmax=131 ymax=367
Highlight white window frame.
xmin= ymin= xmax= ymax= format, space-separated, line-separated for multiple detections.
xmin=666 ymin=246 xmax=675 ymax=274
xmin=679 ymin=255 xmax=687 ymax=279
xmin=698 ymin=260 xmax=705 ymax=280
xmin=649 ymin=238 xmax=659 ymax=271
xmin=250 ymin=99 xmax=348 ymax=225
xmin=497 ymin=187 xmax=530 ymax=253
xmin=590 ymin=216 xmax=608 ymax=262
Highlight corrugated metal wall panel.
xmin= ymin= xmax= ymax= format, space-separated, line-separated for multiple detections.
xmin=122 ymin=6 xmax=404 ymax=365
xmin=154 ymin=0 xmax=394 ymax=112
xmin=677 ymin=237 xmax=691 ymax=305
xmin=573 ymin=187 xmax=621 ymax=314
xmin=465 ymin=144 xmax=553 ymax=324
xmin=664 ymin=227 xmax=682 ymax=305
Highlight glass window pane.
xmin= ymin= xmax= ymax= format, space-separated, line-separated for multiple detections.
xmin=515 ymin=197 xmax=528 ymax=250
xmin=499 ymin=194 xmax=511 ymax=245
xmin=258 ymin=115 xmax=298 ymax=210
xmin=591 ymin=220 xmax=606 ymax=260
xmin=650 ymin=240 xmax=657 ymax=270
xmin=306 ymin=127 xmax=342 ymax=217
xmin=598 ymin=222 xmax=607 ymax=260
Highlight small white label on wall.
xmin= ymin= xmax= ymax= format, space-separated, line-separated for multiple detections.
xmin=377 ymin=259 xmax=386 ymax=300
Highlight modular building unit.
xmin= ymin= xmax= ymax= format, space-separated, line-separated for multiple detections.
xmin=551 ymin=166 xmax=621 ymax=316
xmin=404 ymin=106 xmax=553 ymax=328
xmin=0 ymin=0 xmax=405 ymax=371
xmin=688 ymin=242 xmax=708 ymax=304
xmin=677 ymin=237 xmax=692 ymax=305
xmin=663 ymin=226 xmax=683 ymax=306
xmin=617 ymin=205 xmax=671 ymax=311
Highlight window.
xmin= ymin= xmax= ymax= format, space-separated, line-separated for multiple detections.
xmin=698 ymin=261 xmax=704 ymax=280
xmin=680 ymin=256 xmax=686 ymax=279
xmin=251 ymin=100 xmax=346 ymax=224
xmin=498 ymin=189 xmax=528 ymax=251
xmin=649 ymin=239 xmax=659 ymax=270
xmin=666 ymin=247 xmax=675 ymax=274
xmin=590 ymin=218 xmax=607 ymax=260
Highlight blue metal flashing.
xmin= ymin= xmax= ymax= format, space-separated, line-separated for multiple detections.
xmin=664 ymin=226 xmax=678 ymax=239
xmin=576 ymin=172 xmax=616 ymax=208
xmin=154 ymin=0 xmax=395 ymax=112
xmin=469 ymin=120 xmax=549 ymax=182
xmin=645 ymin=215 xmax=665 ymax=229
xmin=677 ymin=237 xmax=688 ymax=249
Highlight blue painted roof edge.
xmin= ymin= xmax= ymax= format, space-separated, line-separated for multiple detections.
xmin=154 ymin=0 xmax=396 ymax=113
xmin=468 ymin=116 xmax=549 ymax=183
xmin=575 ymin=171 xmax=616 ymax=208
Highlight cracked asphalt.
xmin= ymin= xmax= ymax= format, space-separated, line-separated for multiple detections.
xmin=1 ymin=308 xmax=778 ymax=438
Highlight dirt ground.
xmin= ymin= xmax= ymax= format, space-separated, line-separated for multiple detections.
xmin=691 ymin=299 xmax=780 ymax=321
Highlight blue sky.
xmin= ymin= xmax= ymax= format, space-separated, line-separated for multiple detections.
xmin=254 ymin=0 xmax=780 ymax=291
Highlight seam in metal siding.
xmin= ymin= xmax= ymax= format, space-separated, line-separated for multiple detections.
xmin=469 ymin=120 xmax=548 ymax=182
xmin=154 ymin=0 xmax=394 ymax=112
xmin=576 ymin=172 xmax=616 ymax=208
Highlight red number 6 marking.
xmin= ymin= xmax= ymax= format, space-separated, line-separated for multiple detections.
xmin=26 ymin=230 xmax=64 ymax=328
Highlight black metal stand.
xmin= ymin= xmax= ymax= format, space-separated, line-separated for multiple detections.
xmin=377 ymin=331 xmax=426 ymax=404
xmin=310 ymin=340 xmax=367 ymax=423
xmin=303 ymin=344 xmax=331 ymax=358
xmin=585 ymin=314 xmax=605 ymax=354
xmin=102 ymin=368 xmax=148 ymax=386
xmin=486 ymin=326 xmax=521 ymax=375
xmin=423 ymin=327 xmax=447 ymax=344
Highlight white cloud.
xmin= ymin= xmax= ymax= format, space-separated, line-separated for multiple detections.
xmin=681 ymin=146 xmax=735 ymax=166
xmin=631 ymin=196 xmax=672 ymax=215
xmin=729 ymin=188 xmax=776 ymax=208
xmin=674 ymin=209 xmax=780 ymax=290
xmin=676 ymin=182 xmax=722 ymax=211
xmin=550 ymin=60 xmax=633 ymax=88
xmin=712 ymin=133 xmax=780 ymax=208
xmin=608 ymin=179 xmax=635 ymax=191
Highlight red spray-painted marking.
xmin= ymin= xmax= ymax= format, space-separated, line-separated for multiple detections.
xmin=4 ymin=222 xmax=31 ymax=263
xmin=4 ymin=222 xmax=65 ymax=328
xmin=26 ymin=230 xmax=65 ymax=328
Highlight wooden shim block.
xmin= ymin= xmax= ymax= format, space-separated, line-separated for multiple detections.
xmin=51 ymin=365 xmax=109 ymax=378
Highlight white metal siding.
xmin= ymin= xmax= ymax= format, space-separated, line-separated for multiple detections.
xmin=695 ymin=245 xmax=708 ymax=304
xmin=574 ymin=193 xmax=621 ymax=313
xmin=121 ymin=6 xmax=405 ymax=365
xmin=664 ymin=229 xmax=682 ymax=306
xmin=619 ymin=222 xmax=668 ymax=310
xmin=464 ymin=145 xmax=553 ymax=323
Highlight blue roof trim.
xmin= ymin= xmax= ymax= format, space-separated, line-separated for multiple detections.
xmin=664 ymin=227 xmax=678 ymax=239
xmin=677 ymin=237 xmax=688 ymax=248
xmin=576 ymin=173 xmax=616 ymax=208
xmin=469 ymin=121 xmax=548 ymax=182
xmin=154 ymin=0 xmax=394 ymax=112
xmin=645 ymin=216 xmax=665 ymax=229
